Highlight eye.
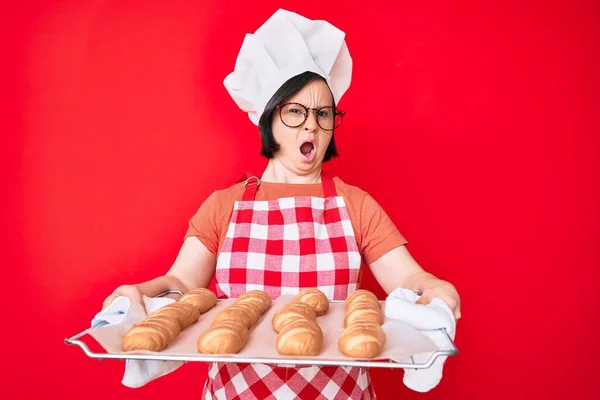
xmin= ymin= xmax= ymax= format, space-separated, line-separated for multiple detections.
xmin=283 ymin=104 xmax=307 ymax=115
xmin=317 ymin=107 xmax=334 ymax=118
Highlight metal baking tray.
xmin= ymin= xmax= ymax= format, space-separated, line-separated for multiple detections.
xmin=65 ymin=290 xmax=458 ymax=370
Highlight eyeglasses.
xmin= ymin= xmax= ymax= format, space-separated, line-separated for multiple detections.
xmin=276 ymin=103 xmax=345 ymax=131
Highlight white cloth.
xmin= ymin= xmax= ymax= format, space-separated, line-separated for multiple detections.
xmin=223 ymin=8 xmax=353 ymax=125
xmin=385 ymin=288 xmax=457 ymax=392
xmin=91 ymin=296 xmax=184 ymax=388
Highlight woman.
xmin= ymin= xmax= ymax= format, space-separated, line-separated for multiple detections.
xmin=103 ymin=9 xmax=461 ymax=399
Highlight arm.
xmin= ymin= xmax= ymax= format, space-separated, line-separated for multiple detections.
xmin=369 ymin=245 xmax=462 ymax=320
xmin=164 ymin=236 xmax=216 ymax=292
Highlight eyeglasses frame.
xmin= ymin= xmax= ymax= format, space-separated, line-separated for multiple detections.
xmin=276 ymin=102 xmax=346 ymax=131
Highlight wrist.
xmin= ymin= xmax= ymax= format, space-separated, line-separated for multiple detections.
xmin=406 ymin=271 xmax=436 ymax=292
xmin=407 ymin=272 xmax=456 ymax=294
xmin=162 ymin=274 xmax=191 ymax=295
xmin=135 ymin=275 xmax=186 ymax=298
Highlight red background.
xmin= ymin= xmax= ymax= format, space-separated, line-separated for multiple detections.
xmin=3 ymin=0 xmax=599 ymax=398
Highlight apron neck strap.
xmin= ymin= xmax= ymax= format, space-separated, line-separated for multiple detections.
xmin=237 ymin=172 xmax=260 ymax=202
xmin=321 ymin=171 xmax=337 ymax=198
xmin=238 ymin=171 xmax=337 ymax=201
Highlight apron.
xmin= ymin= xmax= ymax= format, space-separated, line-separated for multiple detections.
xmin=202 ymin=173 xmax=376 ymax=400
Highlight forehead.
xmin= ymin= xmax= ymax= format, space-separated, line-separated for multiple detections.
xmin=287 ymin=80 xmax=333 ymax=106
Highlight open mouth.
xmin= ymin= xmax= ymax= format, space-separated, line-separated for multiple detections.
xmin=300 ymin=142 xmax=315 ymax=162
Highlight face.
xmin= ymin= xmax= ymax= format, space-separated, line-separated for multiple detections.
xmin=271 ymin=80 xmax=334 ymax=175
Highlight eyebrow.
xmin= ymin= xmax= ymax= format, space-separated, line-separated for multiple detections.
xmin=289 ymin=102 xmax=334 ymax=108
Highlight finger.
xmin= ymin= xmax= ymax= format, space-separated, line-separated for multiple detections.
xmin=454 ymin=306 xmax=462 ymax=320
xmin=443 ymin=299 xmax=461 ymax=321
xmin=102 ymin=294 xmax=117 ymax=309
xmin=127 ymin=287 xmax=142 ymax=303
xmin=126 ymin=288 xmax=146 ymax=312
xmin=442 ymin=296 xmax=457 ymax=311
xmin=447 ymin=297 xmax=461 ymax=320
xmin=415 ymin=294 xmax=431 ymax=305
xmin=442 ymin=298 xmax=460 ymax=320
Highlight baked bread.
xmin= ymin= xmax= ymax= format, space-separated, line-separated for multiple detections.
xmin=121 ymin=289 xmax=215 ymax=352
xmin=196 ymin=291 xmax=272 ymax=355
xmin=345 ymin=289 xmax=379 ymax=311
xmin=272 ymin=302 xmax=317 ymax=333
xmin=276 ymin=318 xmax=323 ymax=356
xmin=294 ymin=288 xmax=329 ymax=316
xmin=122 ymin=323 xmax=169 ymax=352
xmin=338 ymin=319 xmax=386 ymax=358
xmin=213 ymin=302 xmax=263 ymax=329
xmin=197 ymin=319 xmax=250 ymax=354
xmin=152 ymin=301 xmax=200 ymax=329
xmin=122 ymin=315 xmax=181 ymax=352
xmin=145 ymin=315 xmax=183 ymax=342
xmin=179 ymin=288 xmax=218 ymax=313
xmin=338 ymin=288 xmax=386 ymax=358
xmin=235 ymin=290 xmax=272 ymax=314
xmin=344 ymin=301 xmax=384 ymax=327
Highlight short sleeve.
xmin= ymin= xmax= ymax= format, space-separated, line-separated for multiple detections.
xmin=185 ymin=191 xmax=221 ymax=254
xmin=359 ymin=193 xmax=408 ymax=264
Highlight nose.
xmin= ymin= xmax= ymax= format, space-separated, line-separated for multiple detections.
xmin=303 ymin=110 xmax=318 ymax=132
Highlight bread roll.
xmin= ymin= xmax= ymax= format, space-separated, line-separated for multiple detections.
xmin=179 ymin=288 xmax=218 ymax=313
xmin=235 ymin=290 xmax=272 ymax=314
xmin=346 ymin=299 xmax=379 ymax=314
xmin=272 ymin=302 xmax=317 ymax=333
xmin=122 ymin=324 xmax=167 ymax=352
xmin=152 ymin=301 xmax=200 ymax=329
xmin=344 ymin=302 xmax=383 ymax=327
xmin=345 ymin=289 xmax=379 ymax=310
xmin=197 ymin=319 xmax=249 ymax=354
xmin=122 ymin=293 xmax=208 ymax=353
xmin=338 ymin=288 xmax=386 ymax=358
xmin=145 ymin=315 xmax=183 ymax=343
xmin=338 ymin=319 xmax=386 ymax=358
xmin=276 ymin=319 xmax=323 ymax=356
xmin=195 ymin=292 xmax=272 ymax=355
xmin=294 ymin=288 xmax=329 ymax=316
xmin=213 ymin=302 xmax=262 ymax=329
xmin=122 ymin=317 xmax=181 ymax=352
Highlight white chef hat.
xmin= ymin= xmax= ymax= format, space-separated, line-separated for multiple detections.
xmin=223 ymin=9 xmax=353 ymax=125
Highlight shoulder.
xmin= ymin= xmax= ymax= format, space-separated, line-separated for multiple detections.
xmin=332 ymin=176 xmax=388 ymax=219
xmin=333 ymin=176 xmax=369 ymax=204
xmin=210 ymin=181 xmax=245 ymax=202
xmin=194 ymin=181 xmax=244 ymax=214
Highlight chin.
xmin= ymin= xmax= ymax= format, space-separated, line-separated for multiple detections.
xmin=299 ymin=158 xmax=323 ymax=170
xmin=294 ymin=159 xmax=315 ymax=169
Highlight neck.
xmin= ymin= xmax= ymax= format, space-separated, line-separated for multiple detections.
xmin=261 ymin=159 xmax=322 ymax=184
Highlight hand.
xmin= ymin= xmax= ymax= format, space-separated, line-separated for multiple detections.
xmin=416 ymin=282 xmax=461 ymax=320
xmin=102 ymin=284 xmax=145 ymax=311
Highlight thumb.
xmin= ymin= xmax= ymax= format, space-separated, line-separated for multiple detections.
xmin=415 ymin=293 xmax=432 ymax=305
xmin=116 ymin=286 xmax=147 ymax=313
xmin=128 ymin=289 xmax=146 ymax=313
